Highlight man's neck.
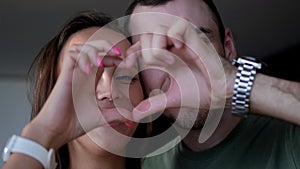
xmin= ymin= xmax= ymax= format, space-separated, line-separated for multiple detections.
xmin=180 ymin=110 xmax=241 ymax=151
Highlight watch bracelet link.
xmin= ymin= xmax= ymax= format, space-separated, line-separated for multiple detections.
xmin=232 ymin=57 xmax=260 ymax=117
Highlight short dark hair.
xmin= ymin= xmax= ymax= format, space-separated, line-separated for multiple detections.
xmin=125 ymin=0 xmax=225 ymax=44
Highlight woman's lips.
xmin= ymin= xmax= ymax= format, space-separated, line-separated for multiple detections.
xmin=105 ymin=121 xmax=135 ymax=129
xmin=99 ymin=107 xmax=133 ymax=120
xmin=97 ymin=106 xmax=135 ymax=128
xmin=108 ymin=121 xmax=123 ymax=128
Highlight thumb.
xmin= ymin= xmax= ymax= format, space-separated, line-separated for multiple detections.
xmin=132 ymin=92 xmax=168 ymax=121
xmin=132 ymin=87 xmax=183 ymax=121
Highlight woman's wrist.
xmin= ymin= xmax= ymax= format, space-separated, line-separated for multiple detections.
xmin=21 ymin=121 xmax=63 ymax=151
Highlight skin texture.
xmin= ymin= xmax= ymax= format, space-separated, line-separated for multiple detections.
xmin=128 ymin=0 xmax=240 ymax=150
xmin=126 ymin=0 xmax=300 ymax=151
xmin=3 ymin=27 xmax=144 ymax=169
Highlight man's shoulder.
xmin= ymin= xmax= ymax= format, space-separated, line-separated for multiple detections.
xmin=142 ymin=137 xmax=180 ymax=169
xmin=141 ymin=115 xmax=300 ymax=169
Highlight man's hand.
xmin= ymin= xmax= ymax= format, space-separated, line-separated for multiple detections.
xmin=125 ymin=17 xmax=236 ymax=121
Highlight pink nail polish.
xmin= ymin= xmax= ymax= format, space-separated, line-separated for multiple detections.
xmin=125 ymin=121 xmax=135 ymax=128
xmin=85 ymin=64 xmax=90 ymax=74
xmin=112 ymin=46 xmax=121 ymax=56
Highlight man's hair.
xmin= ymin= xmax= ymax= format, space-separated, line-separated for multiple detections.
xmin=126 ymin=0 xmax=225 ymax=44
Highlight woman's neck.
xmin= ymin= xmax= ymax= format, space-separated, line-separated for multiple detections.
xmin=68 ymin=140 xmax=126 ymax=169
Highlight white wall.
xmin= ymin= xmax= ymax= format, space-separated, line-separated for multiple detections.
xmin=0 ymin=79 xmax=31 ymax=167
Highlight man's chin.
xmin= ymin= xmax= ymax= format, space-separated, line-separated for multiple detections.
xmin=161 ymin=107 xmax=208 ymax=131
xmin=165 ymin=114 xmax=206 ymax=131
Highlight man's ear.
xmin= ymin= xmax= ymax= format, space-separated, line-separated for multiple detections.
xmin=224 ymin=28 xmax=237 ymax=61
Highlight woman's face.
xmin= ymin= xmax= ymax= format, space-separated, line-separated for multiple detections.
xmin=59 ymin=27 xmax=144 ymax=154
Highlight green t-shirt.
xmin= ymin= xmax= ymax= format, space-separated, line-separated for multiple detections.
xmin=142 ymin=115 xmax=300 ymax=169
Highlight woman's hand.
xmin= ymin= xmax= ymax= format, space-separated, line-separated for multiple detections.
xmin=22 ymin=40 xmax=122 ymax=150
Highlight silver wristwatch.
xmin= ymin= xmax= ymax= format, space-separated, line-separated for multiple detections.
xmin=231 ymin=56 xmax=262 ymax=117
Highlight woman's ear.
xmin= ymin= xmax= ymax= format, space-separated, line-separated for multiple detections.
xmin=224 ymin=28 xmax=237 ymax=61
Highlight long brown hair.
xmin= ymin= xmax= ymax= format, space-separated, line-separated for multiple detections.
xmin=28 ymin=10 xmax=112 ymax=119
xmin=27 ymin=10 xmax=144 ymax=169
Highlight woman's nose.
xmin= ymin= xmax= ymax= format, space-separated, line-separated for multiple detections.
xmin=96 ymin=90 xmax=113 ymax=101
xmin=96 ymin=77 xmax=113 ymax=101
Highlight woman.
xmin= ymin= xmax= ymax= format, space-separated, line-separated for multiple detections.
xmin=2 ymin=10 xmax=146 ymax=169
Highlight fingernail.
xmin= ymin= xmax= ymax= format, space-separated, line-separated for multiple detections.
xmin=133 ymin=110 xmax=148 ymax=122
xmin=97 ymin=56 xmax=103 ymax=67
xmin=125 ymin=121 xmax=135 ymax=128
xmin=85 ymin=64 xmax=90 ymax=74
xmin=174 ymin=41 xmax=182 ymax=49
xmin=112 ymin=46 xmax=121 ymax=56
xmin=136 ymin=102 xmax=150 ymax=112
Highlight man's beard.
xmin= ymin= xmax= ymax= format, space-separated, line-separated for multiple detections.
xmin=164 ymin=108 xmax=208 ymax=130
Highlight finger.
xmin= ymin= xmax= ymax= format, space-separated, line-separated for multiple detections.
xmin=152 ymin=25 xmax=167 ymax=52
xmin=88 ymin=40 xmax=121 ymax=56
xmin=152 ymin=25 xmax=175 ymax=65
xmin=167 ymin=19 xmax=188 ymax=49
xmin=67 ymin=50 xmax=91 ymax=74
xmin=99 ymin=55 xmax=123 ymax=67
xmin=140 ymin=33 xmax=154 ymax=64
xmin=122 ymin=41 xmax=141 ymax=68
xmin=72 ymin=42 xmax=123 ymax=68
xmin=132 ymin=93 xmax=167 ymax=121
xmin=77 ymin=44 xmax=102 ymax=68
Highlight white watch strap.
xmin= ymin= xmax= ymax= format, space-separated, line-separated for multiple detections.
xmin=3 ymin=135 xmax=56 ymax=169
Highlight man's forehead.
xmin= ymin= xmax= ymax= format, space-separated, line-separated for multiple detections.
xmin=128 ymin=12 xmax=185 ymax=35
xmin=128 ymin=2 xmax=217 ymax=36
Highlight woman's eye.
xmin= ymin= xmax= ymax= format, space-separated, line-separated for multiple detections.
xmin=115 ymin=75 xmax=137 ymax=84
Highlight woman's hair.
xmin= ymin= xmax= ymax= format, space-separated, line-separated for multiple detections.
xmin=27 ymin=10 xmax=142 ymax=169
xmin=28 ymin=10 xmax=112 ymax=119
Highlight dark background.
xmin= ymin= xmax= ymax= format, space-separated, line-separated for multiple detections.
xmin=0 ymin=0 xmax=300 ymax=80
xmin=0 ymin=1 xmax=300 ymax=167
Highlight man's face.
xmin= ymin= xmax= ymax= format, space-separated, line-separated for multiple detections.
xmin=129 ymin=0 xmax=226 ymax=129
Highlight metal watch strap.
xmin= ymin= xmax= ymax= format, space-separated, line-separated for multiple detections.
xmin=232 ymin=56 xmax=262 ymax=117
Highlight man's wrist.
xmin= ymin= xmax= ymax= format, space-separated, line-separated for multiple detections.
xmin=249 ymin=73 xmax=276 ymax=115
xmin=231 ymin=56 xmax=262 ymax=117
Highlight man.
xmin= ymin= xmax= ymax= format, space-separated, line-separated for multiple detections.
xmin=124 ymin=0 xmax=300 ymax=168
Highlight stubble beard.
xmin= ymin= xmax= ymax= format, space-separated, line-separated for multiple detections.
xmin=164 ymin=108 xmax=209 ymax=130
